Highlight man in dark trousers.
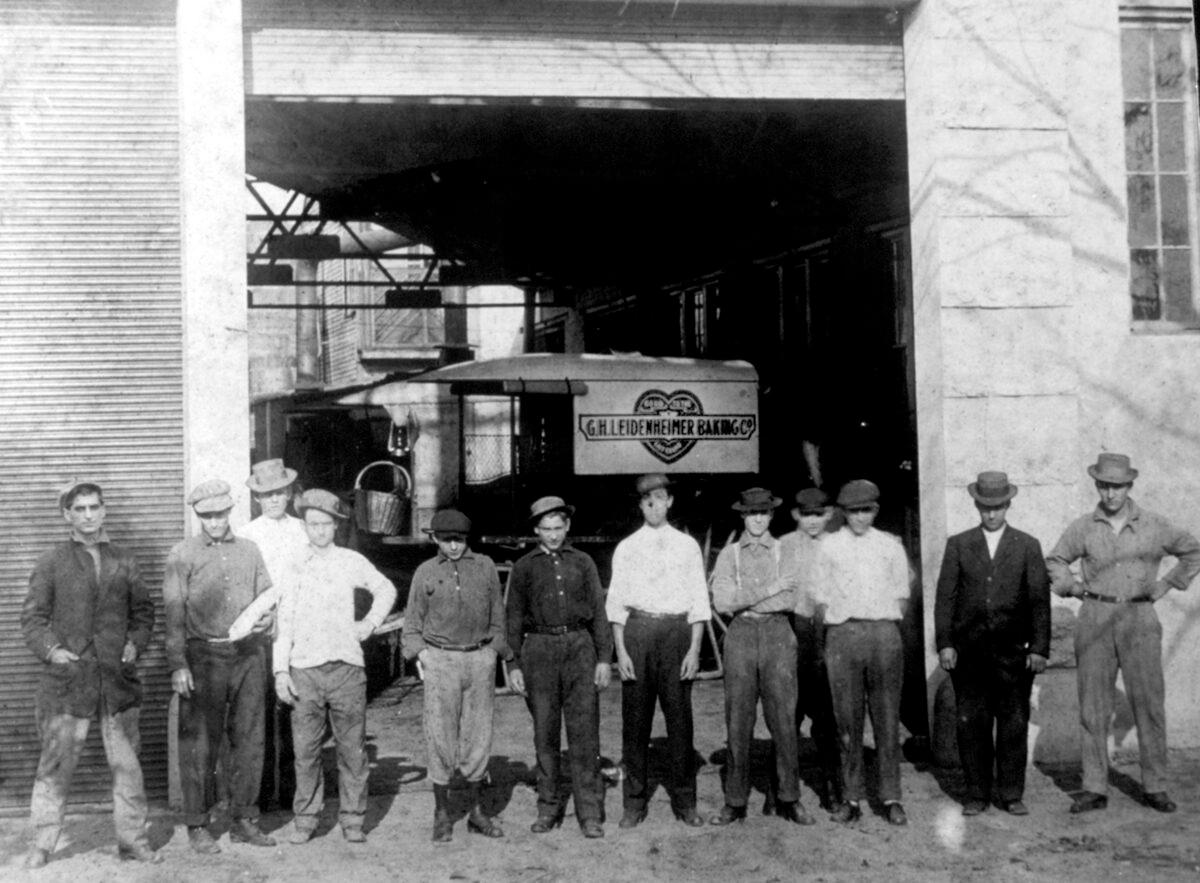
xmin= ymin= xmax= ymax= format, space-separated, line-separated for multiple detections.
xmin=935 ymin=471 xmax=1050 ymax=816
xmin=21 ymin=480 xmax=158 ymax=868
xmin=506 ymin=495 xmax=612 ymax=838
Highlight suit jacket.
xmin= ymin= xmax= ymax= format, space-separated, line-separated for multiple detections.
xmin=935 ymin=525 xmax=1050 ymax=659
xmin=21 ymin=537 xmax=154 ymax=718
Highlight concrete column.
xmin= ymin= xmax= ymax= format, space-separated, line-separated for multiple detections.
xmin=903 ymin=0 xmax=1079 ymax=750
xmin=177 ymin=0 xmax=250 ymax=516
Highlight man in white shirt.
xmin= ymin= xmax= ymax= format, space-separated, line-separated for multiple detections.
xmin=814 ymin=479 xmax=910 ymax=826
xmin=606 ymin=473 xmax=710 ymax=828
xmin=237 ymin=459 xmax=308 ymax=583
xmin=273 ymin=489 xmax=396 ymax=845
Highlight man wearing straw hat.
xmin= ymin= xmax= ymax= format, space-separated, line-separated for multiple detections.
xmin=21 ymin=479 xmax=158 ymax=868
xmin=935 ymin=472 xmax=1050 ymax=817
xmin=273 ymin=489 xmax=396 ymax=844
xmin=403 ymin=509 xmax=508 ymax=842
xmin=709 ymin=486 xmax=812 ymax=827
xmin=506 ymin=495 xmax=612 ymax=838
xmin=1048 ymin=453 xmax=1200 ymax=815
xmin=237 ymin=458 xmax=307 ymax=586
xmin=164 ymin=479 xmax=276 ymax=854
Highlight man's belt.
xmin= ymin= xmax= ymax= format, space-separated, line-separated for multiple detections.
xmin=628 ymin=610 xmax=687 ymax=621
xmin=426 ymin=637 xmax=493 ymax=652
xmin=527 ymin=624 xmax=588 ymax=636
xmin=1080 ymin=590 xmax=1153 ymax=604
xmin=736 ymin=610 xmax=790 ymax=621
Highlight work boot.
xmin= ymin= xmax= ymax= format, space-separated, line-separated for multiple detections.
xmin=230 ymin=817 xmax=276 ymax=847
xmin=118 ymin=842 xmax=162 ymax=863
xmin=466 ymin=781 xmax=503 ymax=838
xmin=432 ymin=783 xmax=454 ymax=843
xmin=775 ymin=801 xmax=815 ymax=826
xmin=24 ymin=847 xmax=50 ymax=869
xmin=188 ymin=825 xmax=221 ymax=855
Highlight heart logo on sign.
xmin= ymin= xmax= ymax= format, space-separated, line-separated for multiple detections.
xmin=633 ymin=389 xmax=704 ymax=464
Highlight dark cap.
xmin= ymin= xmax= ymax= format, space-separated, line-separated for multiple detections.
xmin=793 ymin=487 xmax=830 ymax=514
xmin=836 ymin=479 xmax=880 ymax=508
xmin=425 ymin=508 xmax=472 ymax=538
xmin=635 ymin=473 xmax=672 ymax=497
xmin=732 ymin=487 xmax=782 ymax=512
xmin=295 ymin=488 xmax=348 ymax=520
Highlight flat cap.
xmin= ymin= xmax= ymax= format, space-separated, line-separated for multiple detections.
xmin=635 ymin=473 xmax=672 ymax=496
xmin=59 ymin=478 xmax=102 ymax=510
xmin=425 ymin=508 xmax=472 ymax=537
xmin=187 ymin=479 xmax=234 ymax=514
xmin=836 ymin=479 xmax=880 ymax=508
xmin=295 ymin=488 xmax=347 ymax=520
xmin=793 ymin=487 xmax=830 ymax=513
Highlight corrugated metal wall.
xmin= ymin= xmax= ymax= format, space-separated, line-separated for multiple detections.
xmin=245 ymin=0 xmax=904 ymax=101
xmin=0 ymin=1 xmax=182 ymax=808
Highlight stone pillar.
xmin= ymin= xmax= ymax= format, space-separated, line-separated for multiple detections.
xmin=903 ymin=0 xmax=1081 ymax=748
xmin=177 ymin=0 xmax=250 ymax=516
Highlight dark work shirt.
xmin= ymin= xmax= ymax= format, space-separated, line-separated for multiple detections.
xmin=402 ymin=547 xmax=508 ymax=659
xmin=506 ymin=543 xmax=613 ymax=671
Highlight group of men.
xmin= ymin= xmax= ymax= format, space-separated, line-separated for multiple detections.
xmin=18 ymin=449 xmax=1200 ymax=866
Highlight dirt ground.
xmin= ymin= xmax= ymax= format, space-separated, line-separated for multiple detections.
xmin=4 ymin=676 xmax=1200 ymax=882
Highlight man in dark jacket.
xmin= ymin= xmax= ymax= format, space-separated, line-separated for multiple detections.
xmin=20 ymin=480 xmax=158 ymax=868
xmin=935 ymin=471 xmax=1050 ymax=816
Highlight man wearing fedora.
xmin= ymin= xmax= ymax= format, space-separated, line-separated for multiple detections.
xmin=935 ymin=472 xmax=1050 ymax=817
xmin=506 ymin=496 xmax=612 ymax=838
xmin=21 ymin=480 xmax=158 ymax=868
xmin=606 ymin=473 xmax=711 ymax=828
xmin=164 ymin=479 xmax=276 ymax=853
xmin=709 ymin=487 xmax=812 ymax=826
xmin=1048 ymin=453 xmax=1200 ymax=814
xmin=779 ymin=487 xmax=843 ymax=812
xmin=813 ymin=479 xmax=911 ymax=826
xmin=403 ymin=509 xmax=507 ymax=842
xmin=273 ymin=489 xmax=396 ymax=844
xmin=237 ymin=458 xmax=307 ymax=588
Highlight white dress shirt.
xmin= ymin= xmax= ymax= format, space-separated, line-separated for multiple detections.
xmin=606 ymin=523 xmax=711 ymax=625
xmin=237 ymin=514 xmax=309 ymax=584
xmin=813 ymin=526 xmax=910 ymax=624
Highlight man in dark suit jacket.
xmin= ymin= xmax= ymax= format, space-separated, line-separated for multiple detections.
xmin=935 ymin=471 xmax=1050 ymax=817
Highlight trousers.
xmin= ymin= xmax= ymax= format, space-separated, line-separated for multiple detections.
xmin=522 ymin=630 xmax=603 ymax=822
xmin=178 ymin=638 xmax=267 ymax=827
xmin=30 ymin=700 xmax=149 ymax=851
xmin=950 ymin=649 xmax=1033 ymax=803
xmin=422 ymin=646 xmax=497 ymax=785
xmin=824 ymin=620 xmax=904 ymax=803
xmin=792 ymin=614 xmax=842 ymax=799
xmin=722 ymin=614 xmax=798 ymax=806
xmin=290 ymin=662 xmax=369 ymax=830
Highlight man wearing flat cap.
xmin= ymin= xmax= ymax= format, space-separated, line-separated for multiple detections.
xmin=709 ymin=487 xmax=812 ymax=826
xmin=778 ymin=487 xmax=842 ymax=812
xmin=1048 ymin=453 xmax=1200 ymax=815
xmin=273 ymin=489 xmax=396 ymax=844
xmin=164 ymin=479 xmax=275 ymax=853
xmin=813 ymin=479 xmax=911 ymax=825
xmin=21 ymin=480 xmax=158 ymax=868
xmin=403 ymin=508 xmax=507 ymax=842
xmin=935 ymin=472 xmax=1050 ymax=817
xmin=606 ymin=473 xmax=711 ymax=828
xmin=506 ymin=496 xmax=612 ymax=838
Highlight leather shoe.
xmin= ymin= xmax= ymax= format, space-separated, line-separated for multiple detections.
xmin=998 ymin=799 xmax=1029 ymax=816
xmin=188 ymin=826 xmax=221 ymax=855
xmin=580 ymin=819 xmax=605 ymax=839
xmin=1069 ymin=792 xmax=1108 ymax=814
xmin=231 ymin=818 xmax=276 ymax=847
xmin=618 ymin=808 xmax=647 ymax=829
xmin=24 ymin=848 xmax=50 ymax=869
xmin=288 ymin=825 xmax=315 ymax=845
xmin=762 ymin=793 xmax=776 ymax=816
xmin=776 ymin=801 xmax=815 ymax=826
xmin=831 ymin=802 xmax=862 ymax=824
xmin=118 ymin=842 xmax=162 ymax=863
xmin=342 ymin=826 xmax=366 ymax=843
xmin=1144 ymin=792 xmax=1177 ymax=813
xmin=709 ymin=804 xmax=747 ymax=826
xmin=886 ymin=802 xmax=908 ymax=826
xmin=674 ymin=807 xmax=705 ymax=827
xmin=962 ymin=799 xmax=988 ymax=817
xmin=530 ymin=813 xmax=563 ymax=833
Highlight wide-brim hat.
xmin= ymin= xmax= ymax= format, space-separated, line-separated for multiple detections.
xmin=424 ymin=508 xmax=472 ymax=538
xmin=635 ymin=473 xmax=672 ymax=497
xmin=968 ymin=471 xmax=1018 ymax=505
xmin=246 ymin=458 xmax=298 ymax=493
xmin=837 ymin=479 xmax=880 ymax=508
xmin=793 ymin=487 xmax=830 ymax=514
xmin=529 ymin=495 xmax=575 ymax=524
xmin=732 ymin=487 xmax=782 ymax=512
xmin=1087 ymin=452 xmax=1138 ymax=484
xmin=188 ymin=479 xmax=235 ymax=515
xmin=295 ymin=488 xmax=348 ymax=520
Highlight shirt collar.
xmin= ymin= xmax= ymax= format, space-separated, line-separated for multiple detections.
xmin=71 ymin=528 xmax=109 ymax=546
xmin=534 ymin=542 xmax=574 ymax=557
xmin=204 ymin=529 xmax=237 ymax=547
xmin=1092 ymin=498 xmax=1141 ymax=528
xmin=437 ymin=546 xmax=476 ymax=564
xmin=738 ymin=532 xmax=775 ymax=550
